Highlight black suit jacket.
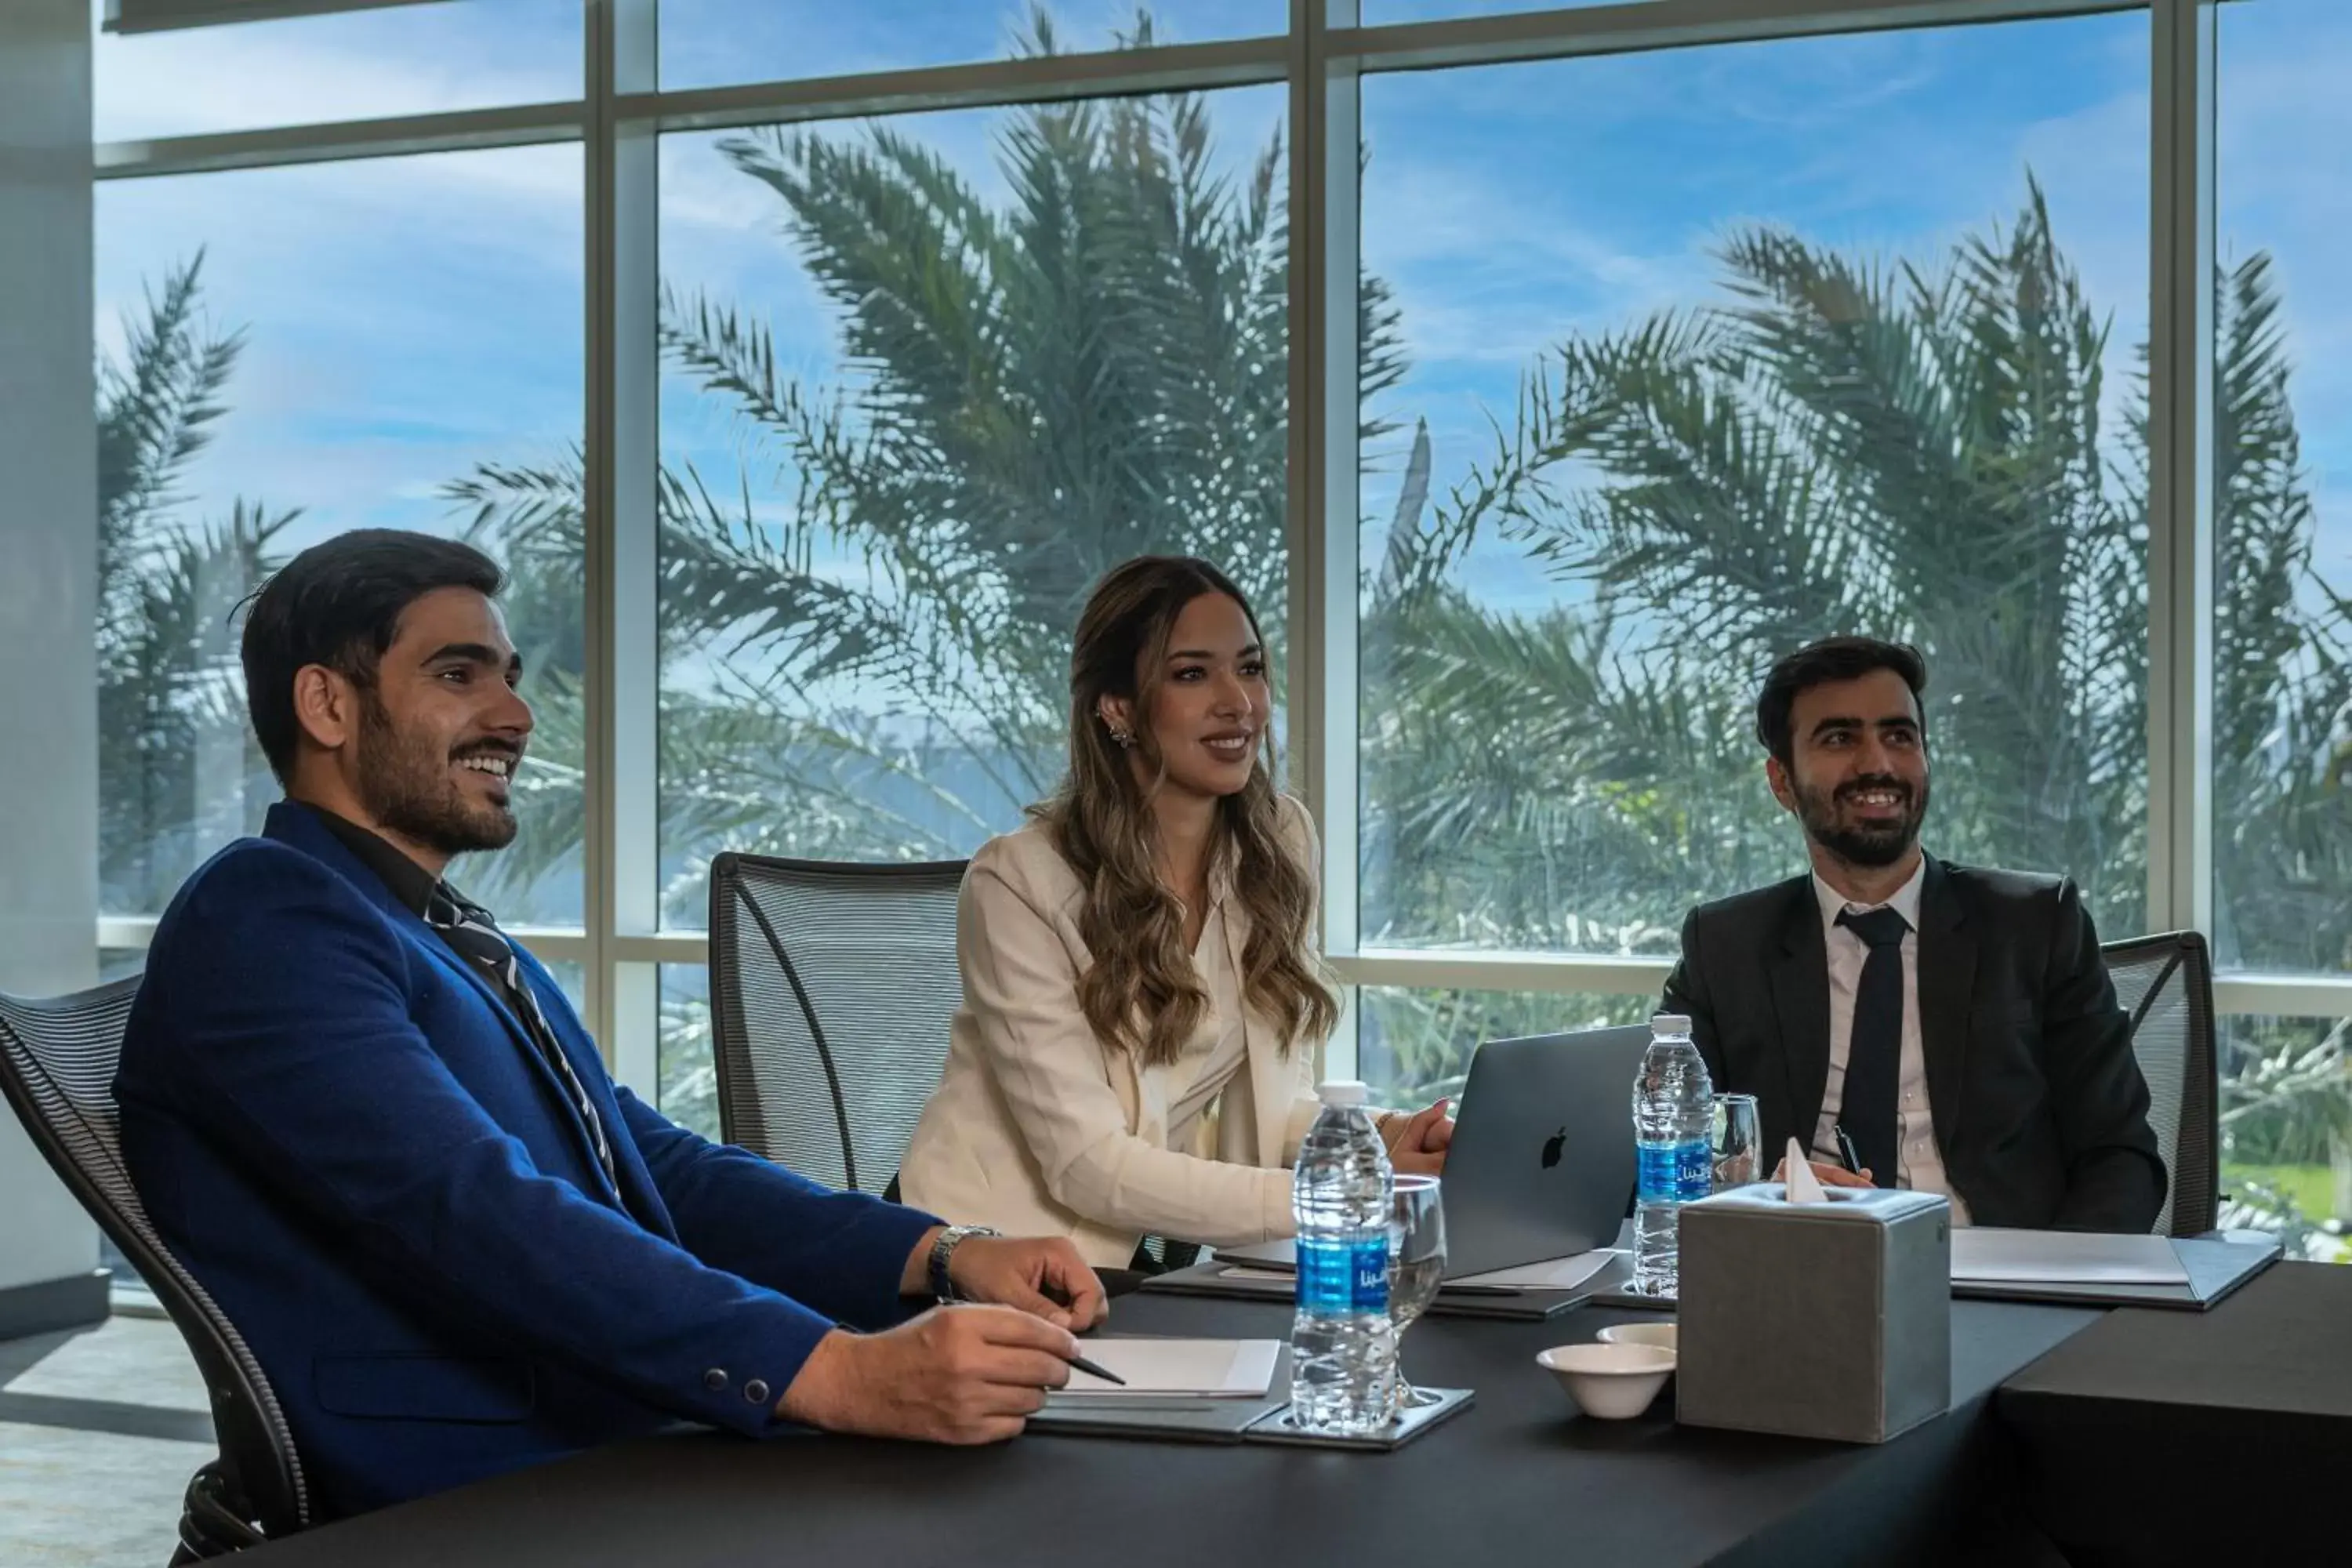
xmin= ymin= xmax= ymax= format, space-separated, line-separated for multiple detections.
xmin=1661 ymin=857 xmax=2166 ymax=1234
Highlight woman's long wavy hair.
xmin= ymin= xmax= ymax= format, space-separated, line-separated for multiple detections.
xmin=1033 ymin=557 xmax=1339 ymax=1069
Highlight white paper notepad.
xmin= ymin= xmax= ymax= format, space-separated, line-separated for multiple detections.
xmin=1450 ymin=1249 xmax=1623 ymax=1291
xmin=1059 ymin=1338 xmax=1282 ymax=1397
xmin=1951 ymin=1228 xmax=2190 ymax=1287
xmin=1220 ymin=1250 xmax=1621 ymax=1292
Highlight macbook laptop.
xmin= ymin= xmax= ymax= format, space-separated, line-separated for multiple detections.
xmin=1224 ymin=1024 xmax=1651 ymax=1279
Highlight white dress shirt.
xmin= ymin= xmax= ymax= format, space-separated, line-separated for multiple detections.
xmin=897 ymin=799 xmax=1327 ymax=1267
xmin=1807 ymin=857 xmax=1973 ymax=1225
xmin=1164 ymin=890 xmax=1251 ymax=1151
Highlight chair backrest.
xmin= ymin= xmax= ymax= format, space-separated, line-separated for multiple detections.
xmin=0 ymin=978 xmax=310 ymax=1542
xmin=706 ymin=854 xmax=967 ymax=1192
xmin=2101 ymin=930 xmax=2219 ymax=1237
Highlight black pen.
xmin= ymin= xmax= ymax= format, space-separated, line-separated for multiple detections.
xmin=1831 ymin=1123 xmax=1864 ymax=1176
xmin=1065 ymin=1352 xmax=1127 ymax=1387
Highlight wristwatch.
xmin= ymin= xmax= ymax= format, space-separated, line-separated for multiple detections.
xmin=926 ymin=1224 xmax=1000 ymax=1304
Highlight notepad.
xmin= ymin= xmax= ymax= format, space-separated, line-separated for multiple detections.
xmin=1220 ymin=1250 xmax=1620 ymax=1292
xmin=1058 ymin=1338 xmax=1283 ymax=1397
xmin=1951 ymin=1228 xmax=2191 ymax=1287
xmin=1450 ymin=1249 xmax=1623 ymax=1290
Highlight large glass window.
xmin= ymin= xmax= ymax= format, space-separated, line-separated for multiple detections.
xmin=648 ymin=84 xmax=1290 ymax=935
xmin=660 ymin=1 xmax=1283 ymax=92
xmin=660 ymin=964 xmax=719 ymax=1141
xmin=93 ymin=0 xmax=581 ymax=142
xmin=2220 ymin=1014 xmax=2350 ymax=1261
xmin=96 ymin=146 xmax=585 ymax=924
xmin=2212 ymin=0 xmax=2352 ymax=979
xmin=74 ymin=1 xmax=2352 ymax=1176
xmin=1358 ymin=15 xmax=2154 ymax=1000
xmin=1359 ymin=985 xmax=1650 ymax=1108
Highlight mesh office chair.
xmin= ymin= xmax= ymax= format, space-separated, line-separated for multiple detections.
xmin=2102 ymin=930 xmax=2220 ymax=1237
xmin=704 ymin=852 xmax=1203 ymax=1274
xmin=707 ymin=854 xmax=968 ymax=1195
xmin=0 ymin=978 xmax=309 ymax=1561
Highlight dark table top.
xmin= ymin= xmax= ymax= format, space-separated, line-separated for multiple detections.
xmin=1998 ymin=1260 xmax=2352 ymax=1563
xmin=2002 ymin=1257 xmax=2352 ymax=1416
xmin=249 ymin=1290 xmax=2099 ymax=1568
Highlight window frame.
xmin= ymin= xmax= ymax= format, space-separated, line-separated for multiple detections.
xmin=87 ymin=0 xmax=2352 ymax=1102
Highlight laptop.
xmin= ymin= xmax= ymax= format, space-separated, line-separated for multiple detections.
xmin=1223 ymin=1024 xmax=1651 ymax=1279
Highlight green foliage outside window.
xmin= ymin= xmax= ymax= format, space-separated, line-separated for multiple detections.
xmin=97 ymin=13 xmax=2352 ymax=1246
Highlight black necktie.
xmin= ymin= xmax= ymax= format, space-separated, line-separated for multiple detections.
xmin=426 ymin=887 xmax=618 ymax=1191
xmin=1835 ymin=906 xmax=1909 ymax=1189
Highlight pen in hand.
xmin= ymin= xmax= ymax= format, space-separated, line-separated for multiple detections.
xmin=1831 ymin=1123 xmax=1864 ymax=1177
xmin=1063 ymin=1351 xmax=1127 ymax=1387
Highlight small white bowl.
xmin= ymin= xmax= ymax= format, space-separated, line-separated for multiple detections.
xmin=1595 ymin=1321 xmax=1679 ymax=1355
xmin=1535 ymin=1342 xmax=1675 ymax=1419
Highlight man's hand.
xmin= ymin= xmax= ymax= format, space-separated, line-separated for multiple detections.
xmin=1769 ymin=1155 xmax=1877 ymax=1190
xmin=777 ymin=1306 xmax=1077 ymax=1444
xmin=1388 ymin=1099 xmax=1454 ymax=1177
xmin=947 ymin=1236 xmax=1110 ymax=1331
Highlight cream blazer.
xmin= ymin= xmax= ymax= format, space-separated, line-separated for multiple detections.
xmin=898 ymin=797 xmax=1327 ymax=1268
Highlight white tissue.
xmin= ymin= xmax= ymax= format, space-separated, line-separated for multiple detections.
xmin=1784 ymin=1137 xmax=1828 ymax=1203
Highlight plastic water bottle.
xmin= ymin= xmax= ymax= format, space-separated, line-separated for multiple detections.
xmin=1632 ymin=1012 xmax=1713 ymax=1296
xmin=1289 ymin=1080 xmax=1396 ymax=1435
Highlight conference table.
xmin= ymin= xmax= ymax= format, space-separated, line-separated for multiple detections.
xmin=240 ymin=1284 xmax=2125 ymax=1567
xmin=2000 ymin=1260 xmax=2352 ymax=1564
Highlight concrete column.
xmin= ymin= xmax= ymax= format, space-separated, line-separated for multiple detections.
xmin=0 ymin=0 xmax=107 ymax=1337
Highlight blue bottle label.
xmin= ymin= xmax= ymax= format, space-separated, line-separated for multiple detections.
xmin=1352 ymin=1239 xmax=1391 ymax=1312
xmin=1298 ymin=1236 xmax=1391 ymax=1314
xmin=1638 ymin=1138 xmax=1714 ymax=1204
xmin=1675 ymin=1138 xmax=1712 ymax=1203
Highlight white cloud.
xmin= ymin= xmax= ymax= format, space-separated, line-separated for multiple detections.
xmin=91 ymin=0 xmax=579 ymax=142
xmin=91 ymin=0 xmax=2352 ymax=614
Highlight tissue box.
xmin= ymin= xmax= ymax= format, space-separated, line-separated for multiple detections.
xmin=1674 ymin=1184 xmax=1951 ymax=1444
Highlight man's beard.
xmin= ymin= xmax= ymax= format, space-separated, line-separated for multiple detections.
xmin=1794 ymin=771 xmax=1926 ymax=868
xmin=354 ymin=691 xmax=519 ymax=858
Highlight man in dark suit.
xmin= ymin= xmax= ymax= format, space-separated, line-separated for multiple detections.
xmin=1662 ymin=637 xmax=2165 ymax=1233
xmin=118 ymin=530 xmax=1108 ymax=1523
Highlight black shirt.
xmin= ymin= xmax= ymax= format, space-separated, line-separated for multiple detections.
xmin=300 ymin=802 xmax=441 ymax=920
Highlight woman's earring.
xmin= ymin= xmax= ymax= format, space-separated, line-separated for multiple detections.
xmin=1105 ymin=721 xmax=1137 ymax=751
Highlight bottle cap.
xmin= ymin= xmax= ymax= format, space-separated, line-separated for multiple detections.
xmin=1650 ymin=1012 xmax=1693 ymax=1034
xmin=1316 ymin=1079 xmax=1369 ymax=1107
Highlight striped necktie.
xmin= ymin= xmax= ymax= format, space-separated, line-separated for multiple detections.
xmin=426 ymin=887 xmax=618 ymax=1190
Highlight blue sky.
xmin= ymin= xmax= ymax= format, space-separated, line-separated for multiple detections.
xmin=92 ymin=0 xmax=2352 ymax=748
xmin=1358 ymin=9 xmax=2158 ymax=612
xmin=660 ymin=0 xmax=1281 ymax=89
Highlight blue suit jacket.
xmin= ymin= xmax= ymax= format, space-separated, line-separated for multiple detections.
xmin=117 ymin=802 xmax=940 ymax=1522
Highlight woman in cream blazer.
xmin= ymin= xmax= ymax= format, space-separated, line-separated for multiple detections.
xmin=900 ymin=557 xmax=1449 ymax=1269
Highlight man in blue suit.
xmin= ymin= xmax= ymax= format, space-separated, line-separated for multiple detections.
xmin=118 ymin=530 xmax=1108 ymax=1524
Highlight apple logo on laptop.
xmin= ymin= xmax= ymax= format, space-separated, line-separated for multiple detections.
xmin=1540 ymin=1127 xmax=1566 ymax=1169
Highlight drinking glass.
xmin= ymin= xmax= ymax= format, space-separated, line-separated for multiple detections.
xmin=1387 ymin=1174 xmax=1446 ymax=1414
xmin=1712 ymin=1093 xmax=1761 ymax=1190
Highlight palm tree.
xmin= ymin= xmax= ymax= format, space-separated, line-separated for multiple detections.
xmin=102 ymin=8 xmax=2352 ymax=1237
xmin=1361 ymin=182 xmax=2352 ymax=1246
xmin=1374 ymin=186 xmax=2352 ymax=954
xmin=1368 ymin=184 xmax=2158 ymax=954
xmin=454 ymin=5 xmax=1407 ymax=925
xmin=95 ymin=254 xmax=578 ymax=922
xmin=96 ymin=251 xmax=296 ymax=916
xmin=448 ymin=20 xmax=2352 ymax=1145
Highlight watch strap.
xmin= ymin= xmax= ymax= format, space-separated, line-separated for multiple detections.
xmin=927 ymin=1224 xmax=1000 ymax=1303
